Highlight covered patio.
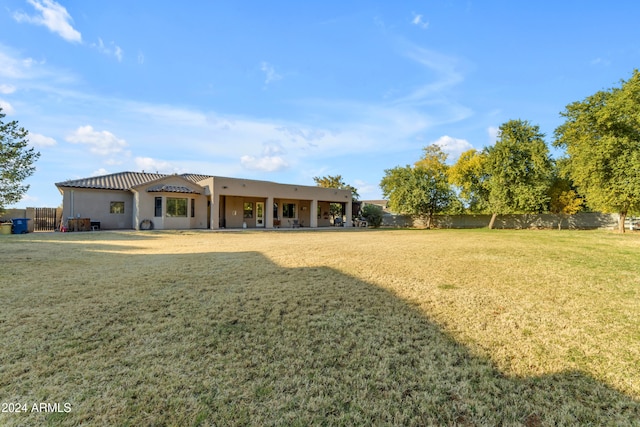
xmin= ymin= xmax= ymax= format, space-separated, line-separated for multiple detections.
xmin=199 ymin=176 xmax=353 ymax=230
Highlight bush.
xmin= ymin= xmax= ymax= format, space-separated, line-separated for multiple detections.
xmin=361 ymin=204 xmax=383 ymax=228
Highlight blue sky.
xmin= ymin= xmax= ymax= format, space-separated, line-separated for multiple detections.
xmin=1 ymin=1 xmax=639 ymax=208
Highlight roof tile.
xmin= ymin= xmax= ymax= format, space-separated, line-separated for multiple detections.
xmin=55 ymin=172 xmax=212 ymax=191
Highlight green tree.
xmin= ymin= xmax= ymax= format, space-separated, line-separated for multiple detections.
xmin=484 ymin=119 xmax=553 ymax=229
xmin=313 ymin=174 xmax=359 ymax=220
xmin=548 ymin=173 xmax=584 ymax=230
xmin=380 ymin=144 xmax=454 ymax=229
xmin=361 ymin=203 xmax=383 ymax=228
xmin=313 ymin=175 xmax=359 ymax=201
xmin=554 ymin=70 xmax=640 ymax=232
xmin=0 ymin=108 xmax=40 ymax=214
xmin=448 ymin=148 xmax=489 ymax=213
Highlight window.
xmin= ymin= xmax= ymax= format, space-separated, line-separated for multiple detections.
xmin=282 ymin=203 xmax=296 ymax=218
xmin=191 ymin=199 xmax=195 ymax=218
xmin=155 ymin=197 xmax=162 ymax=217
xmin=110 ymin=201 xmax=125 ymax=214
xmin=243 ymin=202 xmax=253 ymax=218
xmin=166 ymin=198 xmax=187 ymax=217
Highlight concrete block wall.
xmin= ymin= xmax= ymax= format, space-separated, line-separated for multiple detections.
xmin=382 ymin=212 xmax=622 ymax=230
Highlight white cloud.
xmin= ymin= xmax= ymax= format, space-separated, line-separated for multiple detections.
xmin=0 ymin=84 xmax=16 ymax=94
xmin=241 ymin=155 xmax=289 ymax=172
xmin=91 ymin=168 xmax=109 ymax=177
xmin=411 ymin=13 xmax=429 ymax=29
xmin=432 ymin=135 xmax=473 ymax=161
xmin=137 ymin=52 xmax=145 ymax=65
xmin=0 ymin=49 xmax=37 ymax=94
xmin=260 ymin=61 xmax=282 ymax=86
xmin=396 ymin=45 xmax=465 ymax=104
xmin=0 ymin=100 xmax=15 ymax=114
xmin=132 ymin=103 xmax=209 ymax=127
xmin=353 ymin=179 xmax=379 ymax=200
xmin=19 ymin=193 xmax=39 ymax=204
xmin=276 ymin=126 xmax=326 ymax=143
xmin=66 ymin=125 xmax=128 ymax=156
xmin=241 ymin=143 xmax=289 ymax=172
xmin=29 ymin=132 xmax=57 ymax=147
xmin=91 ymin=38 xmax=124 ymax=62
xmin=0 ymin=45 xmax=76 ymax=85
xmin=487 ymin=126 xmax=499 ymax=145
xmin=14 ymin=0 xmax=82 ymax=43
xmin=134 ymin=157 xmax=181 ymax=174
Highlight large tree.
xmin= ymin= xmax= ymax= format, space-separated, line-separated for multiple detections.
xmin=380 ymin=144 xmax=454 ymax=229
xmin=313 ymin=175 xmax=359 ymax=201
xmin=554 ymin=70 xmax=640 ymax=232
xmin=313 ymin=174 xmax=359 ymax=219
xmin=0 ymin=108 xmax=40 ymax=214
xmin=548 ymin=163 xmax=584 ymax=230
xmin=448 ymin=148 xmax=489 ymax=213
xmin=484 ymin=119 xmax=553 ymax=229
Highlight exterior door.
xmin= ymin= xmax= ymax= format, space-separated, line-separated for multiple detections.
xmin=256 ymin=202 xmax=265 ymax=227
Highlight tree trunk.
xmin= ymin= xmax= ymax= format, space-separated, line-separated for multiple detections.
xmin=557 ymin=214 xmax=566 ymax=230
xmin=488 ymin=213 xmax=497 ymax=229
xmin=619 ymin=211 xmax=627 ymax=233
xmin=425 ymin=215 xmax=432 ymax=229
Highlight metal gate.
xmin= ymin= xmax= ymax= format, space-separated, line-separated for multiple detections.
xmin=34 ymin=208 xmax=58 ymax=231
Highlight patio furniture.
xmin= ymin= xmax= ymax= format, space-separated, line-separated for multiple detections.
xmin=356 ymin=219 xmax=368 ymax=227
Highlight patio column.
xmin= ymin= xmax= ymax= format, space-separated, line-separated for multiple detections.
xmin=266 ymin=196 xmax=274 ymax=229
xmin=345 ymin=200 xmax=353 ymax=227
xmin=211 ymin=195 xmax=220 ymax=229
xmin=310 ymin=199 xmax=318 ymax=228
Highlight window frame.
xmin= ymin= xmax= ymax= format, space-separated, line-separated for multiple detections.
xmin=154 ymin=197 xmax=162 ymax=217
xmin=243 ymin=202 xmax=254 ymax=219
xmin=166 ymin=197 xmax=188 ymax=217
xmin=110 ymin=201 xmax=125 ymax=214
xmin=282 ymin=203 xmax=296 ymax=219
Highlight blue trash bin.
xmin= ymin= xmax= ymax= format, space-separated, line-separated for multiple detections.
xmin=11 ymin=218 xmax=30 ymax=234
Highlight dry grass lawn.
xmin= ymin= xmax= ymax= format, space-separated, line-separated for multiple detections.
xmin=1 ymin=228 xmax=639 ymax=426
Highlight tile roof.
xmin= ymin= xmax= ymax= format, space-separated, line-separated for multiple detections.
xmin=181 ymin=174 xmax=213 ymax=183
xmin=147 ymin=184 xmax=201 ymax=194
xmin=55 ymin=172 xmax=212 ymax=191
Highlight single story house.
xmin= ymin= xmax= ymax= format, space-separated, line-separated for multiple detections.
xmin=55 ymin=172 xmax=353 ymax=230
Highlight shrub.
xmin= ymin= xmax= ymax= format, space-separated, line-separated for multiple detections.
xmin=361 ymin=204 xmax=383 ymax=228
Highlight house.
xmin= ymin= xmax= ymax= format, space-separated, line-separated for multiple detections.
xmin=55 ymin=172 xmax=353 ymax=230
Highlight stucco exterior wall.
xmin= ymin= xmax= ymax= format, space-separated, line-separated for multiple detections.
xmin=133 ymin=177 xmax=208 ymax=230
xmin=200 ymin=176 xmax=352 ymax=229
xmin=317 ymin=202 xmax=333 ymax=227
xmin=61 ymin=188 xmax=134 ymax=230
xmin=56 ymin=174 xmax=353 ymax=231
xmin=221 ymin=196 xmax=260 ymax=229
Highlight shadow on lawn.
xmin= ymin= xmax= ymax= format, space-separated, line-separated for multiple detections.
xmin=2 ymin=244 xmax=639 ymax=426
